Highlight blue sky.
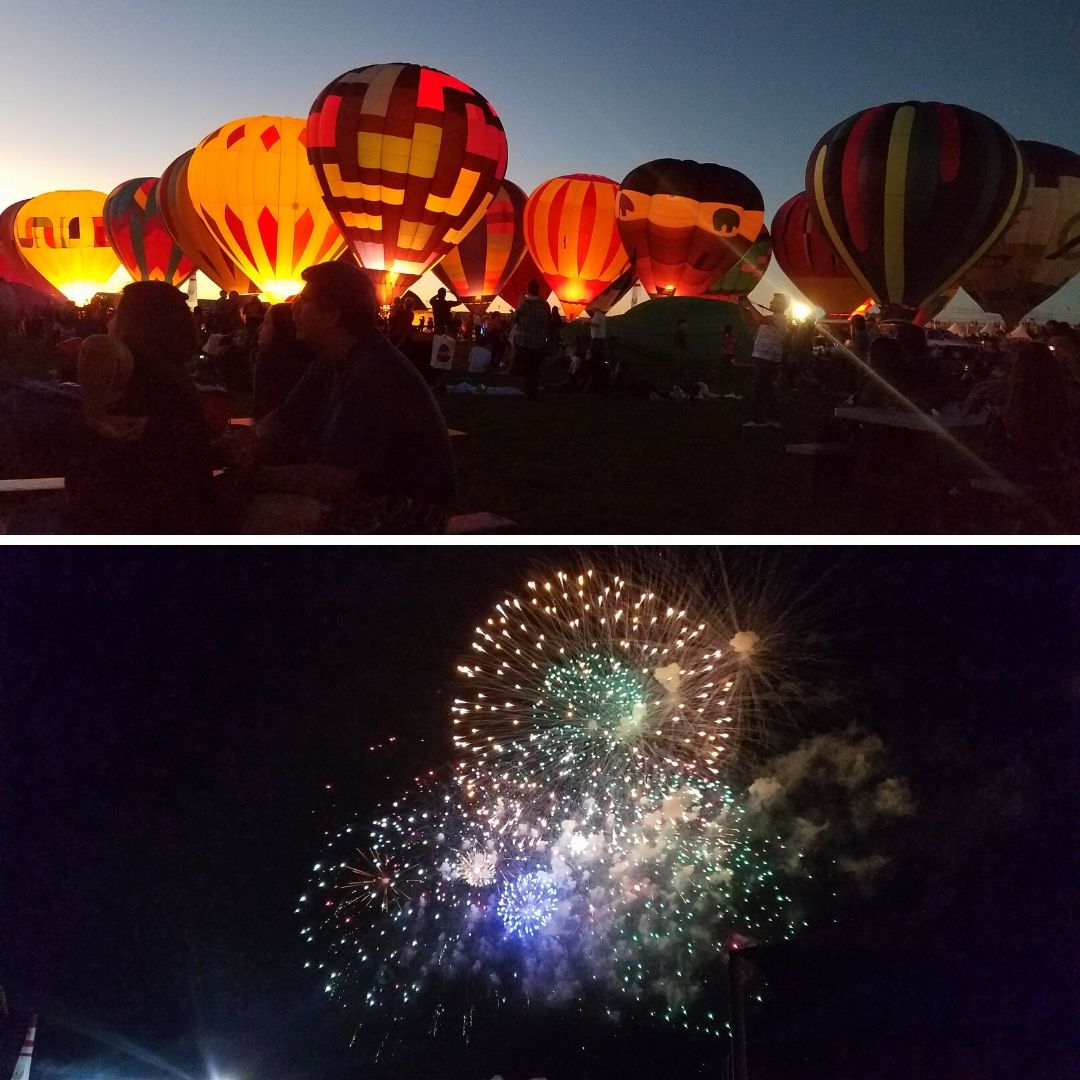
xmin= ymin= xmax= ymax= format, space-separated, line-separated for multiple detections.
xmin=1 ymin=0 xmax=1077 ymax=315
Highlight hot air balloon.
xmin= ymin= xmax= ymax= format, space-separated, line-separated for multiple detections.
xmin=0 ymin=200 xmax=63 ymax=297
xmin=307 ymin=63 xmax=508 ymax=307
xmin=705 ymin=225 xmax=772 ymax=300
xmin=498 ymin=250 xmax=544 ymax=309
xmin=103 ymin=177 xmax=196 ymax=287
xmin=14 ymin=191 xmax=121 ymax=306
xmin=586 ymin=263 xmax=636 ymax=315
xmin=523 ymin=173 xmax=629 ymax=320
xmin=431 ymin=179 xmax=526 ymax=316
xmin=616 ymin=159 xmax=765 ymax=298
xmin=961 ymin=140 xmax=1080 ymax=327
xmin=770 ymin=193 xmax=870 ymax=315
xmin=158 ymin=149 xmax=254 ymax=295
xmin=806 ymin=101 xmax=1026 ymax=317
xmin=185 ymin=116 xmax=346 ymax=302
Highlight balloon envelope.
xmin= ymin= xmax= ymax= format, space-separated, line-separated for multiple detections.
xmin=498 ymin=250 xmax=543 ymax=309
xmin=186 ymin=116 xmax=346 ymax=301
xmin=15 ymin=191 xmax=121 ymax=306
xmin=961 ymin=140 xmax=1080 ymax=327
xmin=705 ymin=225 xmax=772 ymax=299
xmin=158 ymin=149 xmax=254 ymax=295
xmin=617 ymin=158 xmax=765 ymax=297
xmin=771 ymin=193 xmax=870 ymax=315
xmin=0 ymin=200 xmax=63 ymax=297
xmin=103 ymin=177 xmax=196 ymax=286
xmin=307 ymin=63 xmax=508 ymax=306
xmin=523 ymin=173 xmax=629 ymax=320
xmin=806 ymin=100 xmax=1026 ymax=314
xmin=432 ymin=179 xmax=527 ymax=315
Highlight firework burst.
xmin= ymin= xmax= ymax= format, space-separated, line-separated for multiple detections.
xmin=301 ymin=557 xmax=831 ymax=1048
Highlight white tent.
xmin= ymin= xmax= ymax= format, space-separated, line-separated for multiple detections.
xmin=1007 ymin=323 xmax=1034 ymax=340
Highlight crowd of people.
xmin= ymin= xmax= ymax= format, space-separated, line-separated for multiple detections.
xmin=0 ymin=268 xmax=1077 ymax=533
xmin=1 ymin=268 xmax=456 ymax=534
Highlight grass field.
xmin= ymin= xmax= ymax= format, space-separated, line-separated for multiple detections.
xmin=440 ymin=358 xmax=872 ymax=535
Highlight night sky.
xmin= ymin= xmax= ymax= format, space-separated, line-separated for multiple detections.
xmin=1 ymin=547 xmax=1077 ymax=1080
xmin=1 ymin=0 xmax=1078 ymax=317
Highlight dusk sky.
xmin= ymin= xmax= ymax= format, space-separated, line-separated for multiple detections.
xmin=1 ymin=1 xmax=1078 ymax=315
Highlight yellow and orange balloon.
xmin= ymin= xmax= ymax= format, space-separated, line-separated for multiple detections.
xmin=13 ymin=191 xmax=121 ymax=306
xmin=523 ymin=173 xmax=629 ymax=320
xmin=158 ymin=149 xmax=254 ymax=295
xmin=185 ymin=115 xmax=346 ymax=301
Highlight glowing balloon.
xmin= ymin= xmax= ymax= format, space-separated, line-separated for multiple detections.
xmin=705 ymin=225 xmax=772 ymax=300
xmin=0 ymin=200 xmax=63 ymax=297
xmin=431 ymin=179 xmax=527 ymax=316
xmin=806 ymin=101 xmax=1026 ymax=315
xmin=498 ymin=250 xmax=543 ymax=309
xmin=770 ymin=193 xmax=870 ymax=315
xmin=523 ymin=173 xmax=629 ymax=320
xmin=961 ymin=140 xmax=1080 ymax=327
xmin=103 ymin=177 xmax=196 ymax=287
xmin=616 ymin=159 xmax=765 ymax=297
xmin=158 ymin=149 xmax=254 ymax=295
xmin=14 ymin=191 xmax=121 ymax=306
xmin=186 ymin=116 xmax=346 ymax=302
xmin=308 ymin=63 xmax=508 ymax=307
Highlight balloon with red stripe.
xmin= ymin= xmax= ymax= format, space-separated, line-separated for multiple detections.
xmin=432 ymin=179 xmax=527 ymax=316
xmin=186 ymin=116 xmax=346 ymax=302
xmin=806 ymin=100 xmax=1027 ymax=316
xmin=523 ymin=173 xmax=629 ymax=320
xmin=103 ymin=177 xmax=196 ymax=286
xmin=158 ymin=149 xmax=254 ymax=295
xmin=0 ymin=200 xmax=63 ymax=297
xmin=498 ymin=249 xmax=543 ymax=309
xmin=307 ymin=63 xmax=508 ymax=307
xmin=770 ymin=193 xmax=870 ymax=315
xmin=616 ymin=158 xmax=765 ymax=297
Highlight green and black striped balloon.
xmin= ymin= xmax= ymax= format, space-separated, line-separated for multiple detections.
xmin=806 ymin=100 xmax=1027 ymax=314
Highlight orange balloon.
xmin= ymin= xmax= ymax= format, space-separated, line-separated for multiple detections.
xmin=158 ymin=149 xmax=254 ymax=295
xmin=523 ymin=174 xmax=629 ymax=319
xmin=186 ymin=116 xmax=346 ymax=301
xmin=15 ymin=191 xmax=121 ymax=306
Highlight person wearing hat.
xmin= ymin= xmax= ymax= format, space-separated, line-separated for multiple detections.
xmin=234 ymin=261 xmax=455 ymax=533
xmin=740 ymin=292 xmax=791 ymax=428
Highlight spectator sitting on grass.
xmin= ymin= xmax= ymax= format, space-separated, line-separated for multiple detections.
xmin=232 ymin=261 xmax=455 ymax=534
xmin=67 ymin=282 xmax=215 ymax=534
xmin=467 ymin=340 xmax=492 ymax=374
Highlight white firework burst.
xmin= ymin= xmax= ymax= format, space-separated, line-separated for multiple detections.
xmin=458 ymin=849 xmax=498 ymax=886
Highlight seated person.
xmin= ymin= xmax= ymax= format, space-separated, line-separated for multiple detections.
xmin=1002 ymin=341 xmax=1071 ymax=477
xmin=66 ymin=285 xmax=216 ymax=533
xmin=252 ymin=303 xmax=316 ymax=421
xmin=855 ymin=336 xmax=912 ymax=407
xmin=466 ymin=341 xmax=492 ymax=374
xmin=234 ymin=261 xmax=456 ymax=534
